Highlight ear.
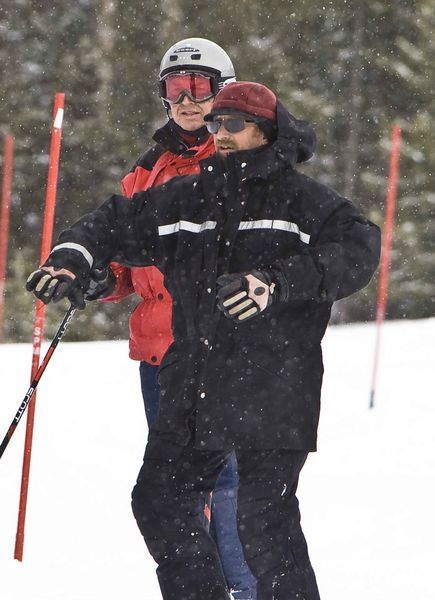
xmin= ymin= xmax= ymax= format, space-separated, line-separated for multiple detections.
xmin=256 ymin=125 xmax=268 ymax=145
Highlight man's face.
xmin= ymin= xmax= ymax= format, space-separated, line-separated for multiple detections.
xmin=169 ymin=96 xmax=215 ymax=132
xmin=211 ymin=114 xmax=268 ymax=157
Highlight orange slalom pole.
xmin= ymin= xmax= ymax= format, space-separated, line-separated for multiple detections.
xmin=14 ymin=93 xmax=65 ymax=561
xmin=0 ymin=134 xmax=14 ymax=342
xmin=369 ymin=124 xmax=401 ymax=409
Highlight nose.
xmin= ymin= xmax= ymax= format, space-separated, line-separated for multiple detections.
xmin=179 ymin=93 xmax=194 ymax=105
xmin=215 ymin=123 xmax=232 ymax=139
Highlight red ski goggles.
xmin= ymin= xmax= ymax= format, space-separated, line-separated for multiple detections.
xmin=160 ymin=72 xmax=217 ymax=104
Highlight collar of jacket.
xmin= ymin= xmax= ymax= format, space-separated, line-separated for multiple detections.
xmin=199 ymin=101 xmax=317 ymax=183
xmin=199 ymin=146 xmax=276 ymax=185
xmin=152 ymin=119 xmax=210 ymax=155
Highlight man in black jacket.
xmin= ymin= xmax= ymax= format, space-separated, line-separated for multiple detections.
xmin=27 ymin=81 xmax=380 ymax=600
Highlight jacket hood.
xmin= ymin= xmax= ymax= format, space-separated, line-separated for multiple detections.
xmin=272 ymin=100 xmax=316 ymax=166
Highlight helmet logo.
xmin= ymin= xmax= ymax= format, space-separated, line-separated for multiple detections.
xmin=173 ymin=46 xmax=200 ymax=53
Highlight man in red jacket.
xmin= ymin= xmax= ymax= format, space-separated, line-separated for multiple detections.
xmin=103 ymin=38 xmax=256 ymax=599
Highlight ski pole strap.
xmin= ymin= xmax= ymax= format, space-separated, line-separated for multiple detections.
xmin=0 ymin=305 xmax=76 ymax=460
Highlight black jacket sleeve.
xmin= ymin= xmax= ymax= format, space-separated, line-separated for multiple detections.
xmin=46 ymin=173 xmax=194 ymax=277
xmin=274 ymin=198 xmax=381 ymax=303
xmin=46 ymin=191 xmax=161 ymax=278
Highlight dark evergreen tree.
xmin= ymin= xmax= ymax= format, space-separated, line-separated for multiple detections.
xmin=1 ymin=0 xmax=434 ymax=342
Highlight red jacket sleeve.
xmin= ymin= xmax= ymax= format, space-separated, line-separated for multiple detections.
xmin=101 ymin=261 xmax=134 ymax=301
xmin=103 ymin=162 xmax=153 ymax=301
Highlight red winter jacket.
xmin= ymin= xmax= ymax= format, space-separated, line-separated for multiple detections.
xmin=104 ymin=120 xmax=215 ymax=364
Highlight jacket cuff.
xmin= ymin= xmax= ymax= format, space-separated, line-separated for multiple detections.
xmin=269 ymin=266 xmax=290 ymax=302
xmin=44 ymin=247 xmax=92 ymax=288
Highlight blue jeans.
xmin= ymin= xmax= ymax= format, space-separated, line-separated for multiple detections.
xmin=139 ymin=361 xmax=256 ymax=599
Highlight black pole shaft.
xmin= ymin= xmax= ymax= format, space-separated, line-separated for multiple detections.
xmin=0 ymin=305 xmax=75 ymax=460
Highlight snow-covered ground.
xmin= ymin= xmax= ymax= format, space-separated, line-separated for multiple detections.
xmin=0 ymin=318 xmax=433 ymax=600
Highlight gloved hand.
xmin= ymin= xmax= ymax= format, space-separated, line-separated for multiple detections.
xmin=26 ymin=244 xmax=95 ymax=309
xmin=26 ymin=266 xmax=87 ymax=309
xmin=216 ymin=270 xmax=277 ymax=322
xmin=84 ymin=267 xmax=116 ymax=301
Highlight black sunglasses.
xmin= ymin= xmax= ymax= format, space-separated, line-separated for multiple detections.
xmin=206 ymin=118 xmax=255 ymax=134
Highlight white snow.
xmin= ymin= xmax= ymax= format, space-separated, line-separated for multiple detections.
xmin=0 ymin=317 xmax=434 ymax=600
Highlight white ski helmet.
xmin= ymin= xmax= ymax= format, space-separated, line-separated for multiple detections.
xmin=158 ymin=37 xmax=236 ymax=108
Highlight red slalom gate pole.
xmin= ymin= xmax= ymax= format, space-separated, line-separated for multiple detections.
xmin=0 ymin=133 xmax=14 ymax=342
xmin=14 ymin=93 xmax=65 ymax=561
xmin=369 ymin=124 xmax=401 ymax=409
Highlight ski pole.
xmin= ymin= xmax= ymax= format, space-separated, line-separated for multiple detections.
xmin=0 ymin=305 xmax=75 ymax=460
xmin=15 ymin=92 xmax=65 ymax=561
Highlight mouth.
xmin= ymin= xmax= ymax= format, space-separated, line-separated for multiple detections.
xmin=180 ymin=109 xmax=201 ymax=116
xmin=217 ymin=145 xmax=236 ymax=154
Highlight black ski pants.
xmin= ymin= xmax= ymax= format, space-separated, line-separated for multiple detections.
xmin=131 ymin=435 xmax=320 ymax=600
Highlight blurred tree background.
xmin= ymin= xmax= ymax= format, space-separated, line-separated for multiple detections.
xmin=0 ymin=0 xmax=434 ymax=342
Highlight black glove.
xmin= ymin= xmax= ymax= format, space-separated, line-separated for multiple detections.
xmin=216 ymin=270 xmax=277 ymax=322
xmin=84 ymin=267 xmax=116 ymax=301
xmin=26 ymin=268 xmax=87 ymax=309
xmin=26 ymin=248 xmax=93 ymax=310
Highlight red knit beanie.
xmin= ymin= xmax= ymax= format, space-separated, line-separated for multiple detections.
xmin=204 ymin=81 xmax=277 ymax=122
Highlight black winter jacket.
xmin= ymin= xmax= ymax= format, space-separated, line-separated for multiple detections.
xmin=49 ymin=101 xmax=380 ymax=451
